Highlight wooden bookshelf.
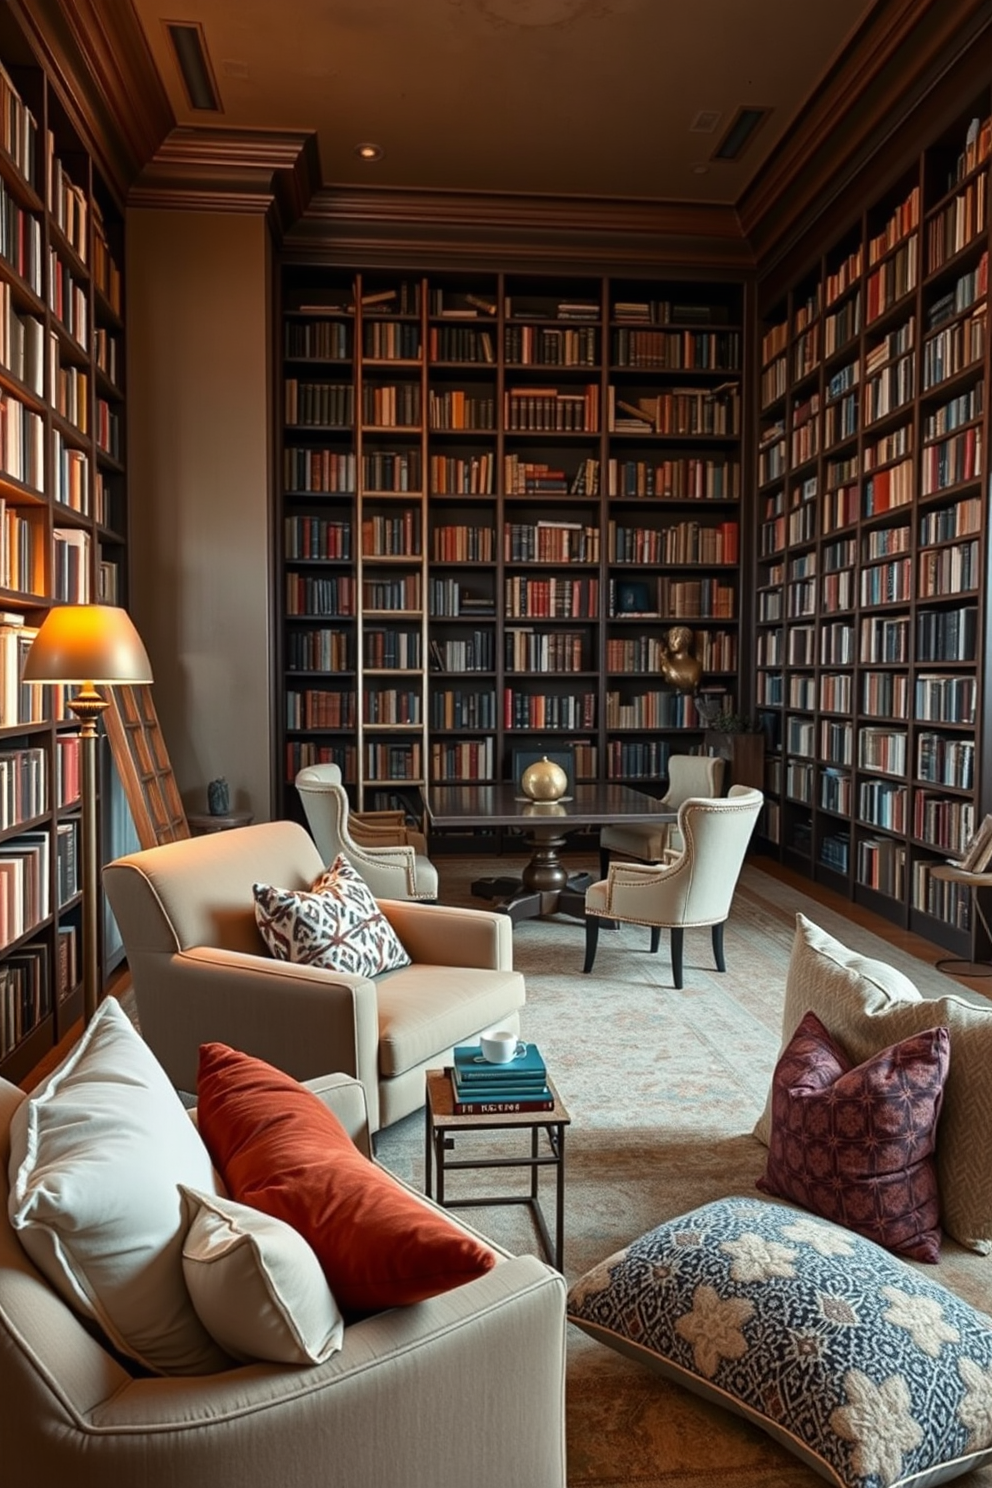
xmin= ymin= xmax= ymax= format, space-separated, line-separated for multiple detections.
xmin=755 ymin=95 xmax=991 ymax=960
xmin=0 ymin=7 xmax=129 ymax=1084
xmin=276 ymin=268 xmax=745 ymax=847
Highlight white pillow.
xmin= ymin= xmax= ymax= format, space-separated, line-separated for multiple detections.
xmin=756 ymin=914 xmax=992 ymax=1253
xmin=7 ymin=997 xmax=230 ymax=1375
xmin=180 ymin=1187 xmax=344 ymax=1365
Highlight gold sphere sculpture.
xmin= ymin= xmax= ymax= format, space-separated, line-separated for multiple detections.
xmin=520 ymin=755 xmax=568 ymax=802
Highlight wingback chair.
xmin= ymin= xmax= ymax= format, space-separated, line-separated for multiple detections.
xmin=598 ymin=753 xmax=726 ymax=878
xmin=584 ymin=785 xmax=763 ymax=986
xmin=296 ymin=763 xmax=438 ymax=901
xmin=103 ymin=821 xmax=524 ymax=1133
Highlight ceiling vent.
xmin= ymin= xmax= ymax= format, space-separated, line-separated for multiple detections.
xmin=689 ymin=110 xmax=722 ymax=134
xmin=166 ymin=22 xmax=222 ymax=112
xmin=711 ymin=106 xmax=770 ymax=162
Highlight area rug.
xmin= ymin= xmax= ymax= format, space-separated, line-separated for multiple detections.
xmin=374 ymin=855 xmax=992 ymax=1488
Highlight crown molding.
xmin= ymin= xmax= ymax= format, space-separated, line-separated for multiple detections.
xmin=13 ymin=0 xmax=172 ymax=204
xmin=129 ymin=126 xmax=323 ymax=228
xmin=741 ymin=0 xmax=990 ymax=267
xmin=285 ymin=185 xmax=754 ymax=275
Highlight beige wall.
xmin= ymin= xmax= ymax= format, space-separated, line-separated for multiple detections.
xmin=125 ymin=209 xmax=273 ymax=821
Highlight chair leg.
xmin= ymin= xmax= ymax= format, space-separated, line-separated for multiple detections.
xmin=599 ymin=846 xmax=610 ymax=880
xmin=583 ymin=915 xmax=600 ymax=974
xmin=649 ymin=926 xmax=661 ymax=954
xmin=712 ymin=921 xmax=726 ymax=973
xmin=670 ymin=927 xmax=684 ymax=989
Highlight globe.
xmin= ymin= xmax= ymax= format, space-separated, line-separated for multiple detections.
xmin=520 ymin=756 xmax=568 ymax=801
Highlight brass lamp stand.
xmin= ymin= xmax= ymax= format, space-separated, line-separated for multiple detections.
xmin=23 ymin=605 xmax=153 ymax=1025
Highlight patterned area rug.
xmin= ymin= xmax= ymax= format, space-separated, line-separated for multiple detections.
xmin=374 ymin=856 xmax=992 ymax=1488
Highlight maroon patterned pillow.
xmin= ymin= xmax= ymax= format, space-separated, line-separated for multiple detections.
xmin=757 ymin=1009 xmax=949 ymax=1262
xmin=253 ymin=854 xmax=411 ymax=978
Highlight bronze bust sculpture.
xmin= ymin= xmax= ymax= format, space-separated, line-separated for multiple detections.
xmin=658 ymin=625 xmax=702 ymax=695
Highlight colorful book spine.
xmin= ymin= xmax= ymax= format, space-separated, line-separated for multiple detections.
xmin=451 ymin=1092 xmax=555 ymax=1115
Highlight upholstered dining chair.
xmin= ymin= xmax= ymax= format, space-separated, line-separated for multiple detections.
xmin=583 ymin=785 xmax=763 ymax=986
xmin=295 ymin=762 xmax=439 ymax=901
xmin=598 ymin=753 xmax=726 ymax=878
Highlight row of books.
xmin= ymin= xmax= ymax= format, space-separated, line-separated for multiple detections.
xmin=449 ymin=1042 xmax=553 ymax=1114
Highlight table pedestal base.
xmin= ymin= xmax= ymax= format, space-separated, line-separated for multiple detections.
xmin=471 ymin=828 xmax=592 ymax=921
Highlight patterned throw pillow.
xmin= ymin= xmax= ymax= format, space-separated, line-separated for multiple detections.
xmin=757 ymin=1011 xmax=949 ymax=1262
xmin=755 ymin=914 xmax=992 ymax=1253
xmin=567 ymin=1197 xmax=992 ymax=1488
xmin=253 ymin=853 xmax=410 ymax=978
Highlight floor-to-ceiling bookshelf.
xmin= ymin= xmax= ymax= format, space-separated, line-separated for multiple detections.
xmin=0 ymin=6 xmax=127 ymax=1083
xmin=276 ymin=266 xmax=746 ymax=848
xmin=755 ymin=90 xmax=990 ymax=959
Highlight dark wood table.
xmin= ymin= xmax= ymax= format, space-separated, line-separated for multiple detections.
xmin=424 ymin=782 xmax=675 ymax=922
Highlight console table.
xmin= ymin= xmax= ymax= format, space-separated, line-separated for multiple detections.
xmin=424 ymin=782 xmax=674 ymax=923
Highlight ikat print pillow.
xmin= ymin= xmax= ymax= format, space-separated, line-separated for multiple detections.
xmin=253 ymin=853 xmax=410 ymax=978
xmin=567 ymin=1198 xmax=992 ymax=1488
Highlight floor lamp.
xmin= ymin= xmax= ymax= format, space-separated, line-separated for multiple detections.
xmin=22 ymin=605 xmax=153 ymax=1025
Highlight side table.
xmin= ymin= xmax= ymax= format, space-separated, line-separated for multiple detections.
xmin=424 ymin=1068 xmax=570 ymax=1272
xmin=187 ymin=811 xmax=254 ymax=836
xmin=929 ymin=862 xmax=992 ymax=977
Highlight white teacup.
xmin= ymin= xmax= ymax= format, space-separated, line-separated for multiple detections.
xmin=479 ymin=1029 xmax=526 ymax=1064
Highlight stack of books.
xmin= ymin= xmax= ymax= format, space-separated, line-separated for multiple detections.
xmin=449 ymin=1043 xmax=553 ymax=1114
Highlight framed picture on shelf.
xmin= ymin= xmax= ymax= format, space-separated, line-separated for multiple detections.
xmin=957 ymin=814 xmax=992 ymax=874
xmin=615 ymin=580 xmax=656 ymax=616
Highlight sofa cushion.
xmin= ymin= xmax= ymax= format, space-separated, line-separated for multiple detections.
xmin=7 ymin=997 xmax=229 ymax=1375
xmin=180 ymin=1187 xmax=344 ymax=1365
xmin=253 ymin=852 xmax=411 ymax=978
xmin=375 ymin=962 xmax=526 ymax=1077
xmin=567 ymin=1197 xmax=992 ymax=1488
xmin=196 ymin=1041 xmax=497 ymax=1316
xmin=756 ymin=1011 xmax=948 ymax=1262
xmin=756 ymin=914 xmax=992 ymax=1253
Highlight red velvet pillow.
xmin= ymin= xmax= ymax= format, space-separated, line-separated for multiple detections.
xmin=195 ymin=1044 xmax=496 ymax=1316
xmin=757 ymin=1009 xmax=949 ymax=1262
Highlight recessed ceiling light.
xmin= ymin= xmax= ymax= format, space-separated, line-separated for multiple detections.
xmin=692 ymin=163 xmax=709 ymax=175
xmin=355 ymin=142 xmax=384 ymax=162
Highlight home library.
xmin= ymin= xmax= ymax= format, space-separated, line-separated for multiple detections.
xmin=0 ymin=5 xmax=128 ymax=1084
xmin=755 ymin=91 xmax=991 ymax=959
xmin=276 ymin=266 xmax=744 ymax=843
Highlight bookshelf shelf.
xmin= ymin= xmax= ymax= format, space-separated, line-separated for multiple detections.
xmin=276 ymin=267 xmax=745 ymax=835
xmin=756 ymin=91 xmax=991 ymax=958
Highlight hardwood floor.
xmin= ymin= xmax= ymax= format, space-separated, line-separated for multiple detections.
xmin=755 ymin=855 xmax=992 ymax=1002
xmin=17 ymin=854 xmax=990 ymax=1092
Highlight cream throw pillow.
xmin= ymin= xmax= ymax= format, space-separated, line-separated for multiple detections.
xmin=7 ymin=997 xmax=230 ymax=1375
xmin=180 ymin=1187 xmax=345 ymax=1365
xmin=755 ymin=914 xmax=992 ymax=1253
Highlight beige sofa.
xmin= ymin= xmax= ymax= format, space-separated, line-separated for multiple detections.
xmin=1 ymin=1070 xmax=566 ymax=1485
xmin=103 ymin=820 xmax=525 ymax=1132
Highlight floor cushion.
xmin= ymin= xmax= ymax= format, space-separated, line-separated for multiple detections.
xmin=567 ymin=1196 xmax=992 ymax=1488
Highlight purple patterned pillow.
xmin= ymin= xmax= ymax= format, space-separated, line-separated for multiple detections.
xmin=253 ymin=854 xmax=411 ymax=978
xmin=757 ymin=1009 xmax=949 ymax=1262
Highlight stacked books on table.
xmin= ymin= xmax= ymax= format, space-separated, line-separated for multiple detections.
xmin=449 ymin=1042 xmax=554 ymax=1114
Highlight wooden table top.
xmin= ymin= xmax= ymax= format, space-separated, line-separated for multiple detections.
xmin=424 ymin=781 xmax=675 ymax=830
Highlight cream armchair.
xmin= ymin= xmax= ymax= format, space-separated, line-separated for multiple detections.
xmin=103 ymin=821 xmax=524 ymax=1133
xmin=0 ymin=1072 xmax=566 ymax=1487
xmin=598 ymin=753 xmax=725 ymax=878
xmin=296 ymin=763 xmax=439 ymax=901
xmin=584 ymin=785 xmax=762 ymax=987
